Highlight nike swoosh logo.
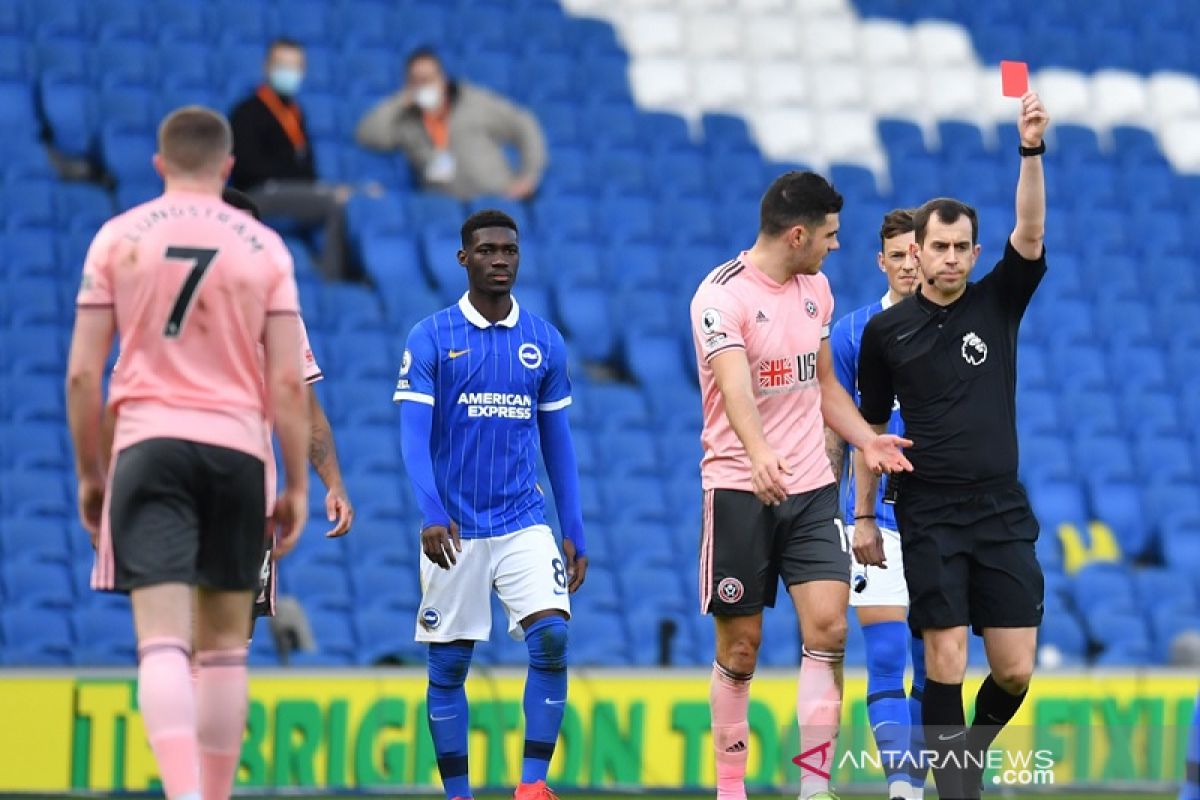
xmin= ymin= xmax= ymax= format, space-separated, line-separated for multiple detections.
xmin=544 ymin=698 xmax=566 ymax=706
xmin=871 ymin=720 xmax=897 ymax=732
xmin=448 ymin=349 xmax=470 ymax=359
xmin=553 ymin=588 xmax=567 ymax=595
xmin=937 ymin=731 xmax=967 ymax=741
xmin=896 ymin=330 xmax=918 ymax=342
xmin=430 ymin=713 xmax=457 ymax=721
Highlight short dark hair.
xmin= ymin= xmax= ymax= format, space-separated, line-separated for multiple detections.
xmin=913 ymin=198 xmax=979 ymax=245
xmin=879 ymin=208 xmax=915 ymax=249
xmin=222 ymin=187 xmax=261 ymax=220
xmin=759 ymin=171 xmax=844 ymax=236
xmin=157 ymin=105 xmax=232 ymax=174
xmin=461 ymin=209 xmax=518 ymax=248
xmin=406 ymin=46 xmax=442 ymax=72
xmin=267 ymin=38 xmax=304 ymax=57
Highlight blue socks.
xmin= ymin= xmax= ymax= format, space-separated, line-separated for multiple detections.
xmin=427 ymin=643 xmax=474 ymax=800
xmin=1183 ymin=691 xmax=1199 ymax=800
xmin=863 ymin=621 xmax=912 ymax=793
xmin=521 ymin=615 xmax=569 ymax=784
xmin=909 ymin=634 xmax=928 ymax=791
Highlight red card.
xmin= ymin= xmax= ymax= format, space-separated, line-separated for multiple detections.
xmin=1001 ymin=60 xmax=1029 ymax=98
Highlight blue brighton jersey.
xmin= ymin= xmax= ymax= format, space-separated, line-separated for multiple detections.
xmin=393 ymin=294 xmax=572 ymax=539
xmin=830 ymin=295 xmax=904 ymax=530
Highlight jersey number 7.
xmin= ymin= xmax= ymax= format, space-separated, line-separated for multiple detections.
xmin=163 ymin=246 xmax=219 ymax=338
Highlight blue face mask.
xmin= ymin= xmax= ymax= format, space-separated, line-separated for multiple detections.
xmin=268 ymin=67 xmax=304 ymax=97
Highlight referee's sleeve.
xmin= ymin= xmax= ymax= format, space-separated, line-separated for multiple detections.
xmin=856 ymin=319 xmax=894 ymax=425
xmin=393 ymin=322 xmax=437 ymax=405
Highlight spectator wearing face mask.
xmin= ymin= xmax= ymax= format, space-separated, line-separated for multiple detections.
xmin=229 ymin=38 xmax=359 ymax=281
xmin=355 ymin=47 xmax=547 ymax=200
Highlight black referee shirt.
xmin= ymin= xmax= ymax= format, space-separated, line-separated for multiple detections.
xmin=857 ymin=240 xmax=1047 ymax=487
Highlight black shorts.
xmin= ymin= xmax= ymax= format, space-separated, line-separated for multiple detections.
xmin=108 ymin=438 xmax=267 ymax=593
xmin=896 ymin=480 xmax=1044 ymax=636
xmin=700 ymin=484 xmax=849 ymax=616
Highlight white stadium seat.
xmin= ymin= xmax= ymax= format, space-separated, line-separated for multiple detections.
xmin=693 ymin=58 xmax=751 ymax=109
xmin=912 ymin=20 xmax=976 ymax=68
xmin=751 ymin=108 xmax=816 ymax=160
xmin=789 ymin=0 xmax=851 ymax=17
xmin=737 ymin=0 xmax=791 ymax=11
xmin=1034 ymin=68 xmax=1092 ymax=124
xmin=922 ymin=65 xmax=984 ymax=119
xmin=809 ymin=64 xmax=866 ymax=109
xmin=1161 ymin=119 xmax=1200 ymax=172
xmin=1148 ymin=72 xmax=1200 ymax=123
xmin=1089 ymin=70 xmax=1149 ymax=128
xmin=685 ymin=12 xmax=744 ymax=57
xmin=751 ymin=59 xmax=810 ymax=107
xmin=744 ymin=13 xmax=800 ymax=59
xmin=859 ymin=19 xmax=916 ymax=67
xmin=623 ymin=11 xmax=684 ymax=56
xmin=977 ymin=69 xmax=1019 ymax=126
xmin=801 ymin=17 xmax=859 ymax=64
xmin=865 ymin=65 xmax=923 ymax=119
xmin=816 ymin=110 xmax=883 ymax=165
xmin=629 ymin=57 xmax=691 ymax=107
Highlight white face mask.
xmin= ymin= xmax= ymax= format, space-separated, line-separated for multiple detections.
xmin=414 ymin=84 xmax=443 ymax=111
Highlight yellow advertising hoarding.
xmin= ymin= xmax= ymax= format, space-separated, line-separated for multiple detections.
xmin=0 ymin=670 xmax=1194 ymax=792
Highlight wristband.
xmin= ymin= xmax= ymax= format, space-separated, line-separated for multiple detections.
xmin=1019 ymin=141 xmax=1045 ymax=157
xmin=854 ymin=514 xmax=876 ymax=521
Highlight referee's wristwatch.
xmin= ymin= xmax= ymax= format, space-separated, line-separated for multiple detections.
xmin=1019 ymin=141 xmax=1046 ymax=157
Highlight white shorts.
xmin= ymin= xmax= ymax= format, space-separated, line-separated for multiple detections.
xmin=848 ymin=525 xmax=909 ymax=608
xmin=415 ymin=525 xmax=571 ymax=643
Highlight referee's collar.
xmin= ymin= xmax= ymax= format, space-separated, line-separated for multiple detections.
xmin=459 ymin=293 xmax=521 ymax=328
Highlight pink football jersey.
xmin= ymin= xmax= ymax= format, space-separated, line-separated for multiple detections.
xmin=690 ymin=252 xmax=836 ymax=495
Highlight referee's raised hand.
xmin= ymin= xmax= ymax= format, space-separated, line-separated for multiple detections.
xmin=862 ymin=433 xmax=914 ymax=475
xmin=422 ymin=521 xmax=462 ymax=569
xmin=1018 ymin=90 xmax=1049 ymax=146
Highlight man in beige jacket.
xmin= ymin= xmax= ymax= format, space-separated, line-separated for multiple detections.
xmin=355 ymin=48 xmax=547 ymax=200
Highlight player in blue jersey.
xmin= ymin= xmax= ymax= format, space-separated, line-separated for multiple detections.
xmin=826 ymin=209 xmax=926 ymax=800
xmin=394 ymin=209 xmax=586 ymax=800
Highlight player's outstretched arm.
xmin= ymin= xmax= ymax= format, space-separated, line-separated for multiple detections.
xmin=1011 ymin=91 xmax=1049 ymax=261
xmin=66 ymin=309 xmax=116 ymax=539
xmin=539 ymin=409 xmax=587 ymax=592
xmin=817 ymin=340 xmax=912 ymax=474
xmin=265 ymin=314 xmax=310 ymax=559
xmin=308 ymin=388 xmax=354 ymax=537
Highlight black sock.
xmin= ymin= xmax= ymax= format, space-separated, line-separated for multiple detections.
xmin=965 ymin=674 xmax=1028 ymax=781
xmin=923 ymin=678 xmax=967 ymax=799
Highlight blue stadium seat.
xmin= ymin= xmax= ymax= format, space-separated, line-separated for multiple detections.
xmin=0 ymin=608 xmax=72 ymax=665
xmin=284 ymin=563 xmax=352 ymax=611
xmin=324 ymin=330 xmax=394 ymax=381
xmin=1 ymin=559 xmax=73 ymax=608
xmin=1072 ymin=434 xmax=1134 ymax=482
xmin=324 ymin=379 xmax=396 ymax=427
xmin=73 ymin=607 xmax=137 ymax=666
xmin=318 ymin=285 xmax=386 ymax=332
xmin=625 ymin=334 xmax=694 ymax=395
xmin=1135 ymin=435 xmax=1196 ymax=482
xmin=597 ymin=431 xmax=660 ymax=478
xmin=55 ymin=183 xmax=114 ymax=231
xmin=1 ymin=278 xmax=60 ymax=326
xmin=1058 ymin=387 xmax=1120 ymax=436
xmin=1160 ymin=513 xmax=1200 ymax=571
xmin=336 ymin=2 xmax=398 ymax=50
xmin=1015 ymin=388 xmax=1059 ymax=436
xmin=0 ymin=468 xmax=69 ymax=517
xmin=339 ymin=50 xmax=401 ymax=99
xmin=3 ymin=326 xmax=65 ymax=374
xmin=335 ymin=425 xmax=402 ymax=473
xmin=344 ymin=474 xmax=409 ymax=521
xmin=603 ymin=476 xmax=667 ymax=522
xmin=0 ymin=423 xmax=67 ymax=470
xmin=1 ymin=376 xmax=63 ymax=422
xmin=1168 ymin=343 xmax=1200 ymax=388
xmin=305 ymin=610 xmax=358 ymax=664
xmin=1027 ymin=479 xmax=1087 ymax=529
xmin=346 ymin=520 xmax=418 ymax=571
xmin=354 ymin=608 xmax=423 ymax=666
xmin=2 ymin=181 xmax=55 ymax=232
xmin=569 ymin=610 xmax=630 ymax=666
xmin=1019 ymin=434 xmax=1073 ymax=483
xmin=1087 ymin=478 xmax=1152 ymax=559
xmin=1074 ymin=563 xmax=1135 ymax=614
xmin=0 ymin=516 xmax=69 ymax=564
xmin=597 ymin=195 xmax=655 ymax=244
xmin=155 ymin=0 xmax=206 ymax=44
xmin=554 ymin=285 xmax=615 ymax=363
xmin=406 ymin=194 xmax=464 ymax=232
xmin=583 ymin=384 xmax=651 ymax=430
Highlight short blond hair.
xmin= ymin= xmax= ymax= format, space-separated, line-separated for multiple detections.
xmin=157 ymin=106 xmax=232 ymax=175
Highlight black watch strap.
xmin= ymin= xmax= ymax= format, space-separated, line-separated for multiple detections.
xmin=1019 ymin=141 xmax=1046 ymax=157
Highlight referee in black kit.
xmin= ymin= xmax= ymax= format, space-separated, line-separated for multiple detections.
xmin=851 ymin=92 xmax=1050 ymax=800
